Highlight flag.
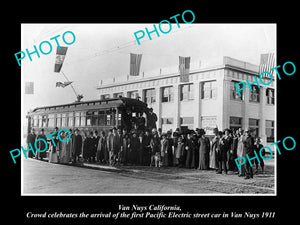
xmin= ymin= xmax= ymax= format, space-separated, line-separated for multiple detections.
xmin=179 ymin=56 xmax=191 ymax=82
xmin=259 ymin=53 xmax=275 ymax=78
xmin=130 ymin=53 xmax=142 ymax=76
xmin=56 ymin=81 xmax=73 ymax=88
xmin=25 ymin=81 xmax=34 ymax=94
xmin=54 ymin=46 xmax=68 ymax=73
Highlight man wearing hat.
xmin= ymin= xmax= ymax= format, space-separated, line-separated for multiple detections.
xmin=72 ymin=128 xmax=82 ymax=163
xmin=35 ymin=128 xmax=47 ymax=160
xmin=26 ymin=128 xmax=36 ymax=158
xmin=146 ymin=108 xmax=158 ymax=131
xmin=243 ymin=128 xmax=255 ymax=179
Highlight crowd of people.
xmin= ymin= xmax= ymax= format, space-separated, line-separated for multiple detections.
xmin=26 ymin=125 xmax=266 ymax=180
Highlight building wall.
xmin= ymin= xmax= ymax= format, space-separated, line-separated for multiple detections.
xmin=97 ymin=57 xmax=275 ymax=145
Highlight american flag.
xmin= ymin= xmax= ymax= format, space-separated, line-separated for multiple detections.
xmin=259 ymin=53 xmax=275 ymax=78
xmin=179 ymin=56 xmax=191 ymax=82
xmin=54 ymin=46 xmax=68 ymax=73
xmin=130 ymin=53 xmax=142 ymax=76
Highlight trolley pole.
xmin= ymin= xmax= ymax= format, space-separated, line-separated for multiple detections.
xmin=61 ymin=70 xmax=83 ymax=102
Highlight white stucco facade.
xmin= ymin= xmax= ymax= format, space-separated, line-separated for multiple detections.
xmin=97 ymin=56 xmax=275 ymax=145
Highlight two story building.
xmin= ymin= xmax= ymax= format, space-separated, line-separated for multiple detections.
xmin=96 ymin=56 xmax=275 ymax=145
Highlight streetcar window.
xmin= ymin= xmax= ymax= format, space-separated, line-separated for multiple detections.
xmin=99 ymin=111 xmax=106 ymax=126
xmin=68 ymin=112 xmax=74 ymax=127
xmin=48 ymin=114 xmax=55 ymax=127
xmin=75 ymin=112 xmax=80 ymax=126
xmin=117 ymin=113 xmax=122 ymax=125
xmin=38 ymin=115 xmax=42 ymax=127
xmin=33 ymin=115 xmax=38 ymax=127
xmin=30 ymin=116 xmax=34 ymax=127
xmin=86 ymin=111 xmax=92 ymax=126
xmin=80 ymin=112 xmax=86 ymax=126
xmin=106 ymin=114 xmax=111 ymax=126
xmin=56 ymin=114 xmax=62 ymax=128
xmin=42 ymin=115 xmax=47 ymax=127
xmin=92 ymin=111 xmax=99 ymax=126
xmin=62 ymin=113 xmax=67 ymax=127
xmin=86 ymin=111 xmax=99 ymax=126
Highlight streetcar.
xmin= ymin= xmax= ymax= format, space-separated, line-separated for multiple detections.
xmin=26 ymin=97 xmax=150 ymax=135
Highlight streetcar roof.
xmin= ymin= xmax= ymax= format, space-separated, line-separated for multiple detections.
xmin=28 ymin=97 xmax=148 ymax=115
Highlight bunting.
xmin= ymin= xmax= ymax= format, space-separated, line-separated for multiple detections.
xmin=179 ymin=56 xmax=191 ymax=82
xmin=54 ymin=46 xmax=68 ymax=73
xmin=56 ymin=81 xmax=73 ymax=88
xmin=130 ymin=53 xmax=142 ymax=76
xmin=259 ymin=53 xmax=275 ymax=78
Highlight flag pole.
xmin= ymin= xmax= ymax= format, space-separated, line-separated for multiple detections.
xmin=61 ymin=70 xmax=82 ymax=102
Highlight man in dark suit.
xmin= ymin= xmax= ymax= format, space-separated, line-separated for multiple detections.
xmin=35 ymin=129 xmax=47 ymax=160
xmin=26 ymin=128 xmax=36 ymax=158
xmin=146 ymin=108 xmax=157 ymax=131
xmin=72 ymin=128 xmax=82 ymax=163
xmin=109 ymin=127 xmax=121 ymax=166
xmin=243 ymin=129 xmax=255 ymax=179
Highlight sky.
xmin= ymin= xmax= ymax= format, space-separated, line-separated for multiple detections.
xmin=22 ymin=23 xmax=276 ymax=115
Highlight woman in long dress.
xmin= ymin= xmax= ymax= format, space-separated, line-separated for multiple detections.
xmin=209 ymin=128 xmax=219 ymax=170
xmin=236 ymin=129 xmax=246 ymax=176
xmin=48 ymin=129 xmax=59 ymax=163
xmin=59 ymin=131 xmax=72 ymax=164
xmin=198 ymin=129 xmax=211 ymax=170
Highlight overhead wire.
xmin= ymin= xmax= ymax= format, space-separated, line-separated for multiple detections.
xmin=63 ymin=24 xmax=194 ymax=66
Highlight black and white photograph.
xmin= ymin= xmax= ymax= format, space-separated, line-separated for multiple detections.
xmin=4 ymin=5 xmax=298 ymax=224
xmin=21 ymin=23 xmax=276 ymax=195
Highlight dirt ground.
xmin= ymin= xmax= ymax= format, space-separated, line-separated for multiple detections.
xmin=22 ymin=158 xmax=275 ymax=195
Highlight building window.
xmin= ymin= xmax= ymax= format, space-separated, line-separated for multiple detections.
xmin=100 ymin=94 xmax=110 ymax=99
xmin=230 ymin=81 xmax=244 ymax=101
xmin=113 ymin=92 xmax=123 ymax=98
xmin=249 ymin=85 xmax=260 ymax=103
xmin=266 ymin=88 xmax=275 ymax=105
xmin=144 ymin=88 xmax=156 ymax=104
xmin=266 ymin=120 xmax=274 ymax=142
xmin=201 ymin=81 xmax=217 ymax=99
xmin=127 ymin=90 xmax=139 ymax=99
xmin=161 ymin=86 xmax=174 ymax=103
xmin=162 ymin=117 xmax=173 ymax=124
xmin=230 ymin=116 xmax=242 ymax=131
xmin=161 ymin=117 xmax=173 ymax=132
xmin=180 ymin=117 xmax=194 ymax=130
xmin=180 ymin=83 xmax=194 ymax=101
xmin=249 ymin=118 xmax=259 ymax=137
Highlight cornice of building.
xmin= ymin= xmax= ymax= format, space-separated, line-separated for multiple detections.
xmin=96 ymin=56 xmax=260 ymax=90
